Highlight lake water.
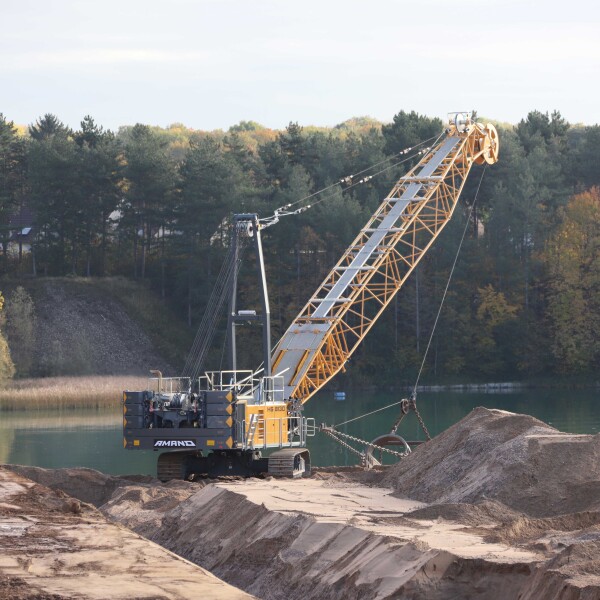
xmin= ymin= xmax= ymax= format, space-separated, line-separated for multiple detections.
xmin=1 ymin=388 xmax=598 ymax=476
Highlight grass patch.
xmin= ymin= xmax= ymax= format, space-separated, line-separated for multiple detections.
xmin=0 ymin=375 xmax=149 ymax=410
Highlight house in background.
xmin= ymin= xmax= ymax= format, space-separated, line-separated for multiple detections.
xmin=6 ymin=204 xmax=35 ymax=260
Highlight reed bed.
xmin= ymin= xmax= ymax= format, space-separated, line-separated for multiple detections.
xmin=0 ymin=376 xmax=148 ymax=410
xmin=0 ymin=411 xmax=122 ymax=429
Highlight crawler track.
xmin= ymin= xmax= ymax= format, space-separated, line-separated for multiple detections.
xmin=157 ymin=451 xmax=188 ymax=482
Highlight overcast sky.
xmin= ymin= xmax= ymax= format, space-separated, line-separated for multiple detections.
xmin=2 ymin=0 xmax=599 ymax=131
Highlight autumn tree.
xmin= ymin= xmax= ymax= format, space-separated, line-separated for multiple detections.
xmin=544 ymin=188 xmax=600 ymax=372
xmin=4 ymin=286 xmax=35 ymax=376
xmin=0 ymin=291 xmax=15 ymax=380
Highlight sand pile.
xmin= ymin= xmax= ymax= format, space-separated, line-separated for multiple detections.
xmin=0 ymin=466 xmax=254 ymax=600
xmin=6 ymin=465 xmax=157 ymax=507
xmin=381 ymin=407 xmax=600 ymax=517
xmin=8 ymin=410 xmax=600 ymax=599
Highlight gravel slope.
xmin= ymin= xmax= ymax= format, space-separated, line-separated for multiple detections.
xmin=12 ymin=279 xmax=173 ymax=376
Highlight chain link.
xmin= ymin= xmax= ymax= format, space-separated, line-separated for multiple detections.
xmin=409 ymin=396 xmax=431 ymax=441
xmin=321 ymin=429 xmax=365 ymax=458
xmin=321 ymin=427 xmax=411 ymax=459
xmin=321 ymin=393 xmax=431 ymax=468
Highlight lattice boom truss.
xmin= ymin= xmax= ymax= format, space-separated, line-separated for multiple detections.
xmin=271 ymin=119 xmax=499 ymax=402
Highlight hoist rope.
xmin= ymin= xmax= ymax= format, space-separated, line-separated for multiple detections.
xmin=308 ymin=132 xmax=445 ymax=210
xmin=181 ymin=243 xmax=233 ymax=377
xmin=181 ymin=231 xmax=249 ymax=382
xmin=334 ymin=399 xmax=406 ymax=428
xmin=181 ymin=242 xmax=235 ymax=377
xmin=411 ymin=165 xmax=487 ymax=395
xmin=271 ymin=134 xmax=439 ymax=212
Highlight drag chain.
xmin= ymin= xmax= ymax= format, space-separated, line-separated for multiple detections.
xmin=321 ymin=426 xmax=411 ymax=468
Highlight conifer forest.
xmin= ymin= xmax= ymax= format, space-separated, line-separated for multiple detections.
xmin=1 ymin=110 xmax=599 ymax=384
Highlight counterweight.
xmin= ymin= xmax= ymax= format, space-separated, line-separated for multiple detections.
xmin=271 ymin=116 xmax=499 ymax=402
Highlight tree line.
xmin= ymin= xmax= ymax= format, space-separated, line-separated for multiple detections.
xmin=0 ymin=110 xmax=598 ymax=383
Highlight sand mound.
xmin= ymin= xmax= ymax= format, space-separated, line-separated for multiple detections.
xmin=0 ymin=467 xmax=252 ymax=600
xmin=5 ymin=465 xmax=157 ymax=507
xmin=102 ymin=482 xmax=198 ymax=533
xmin=7 ymin=464 xmax=600 ymax=599
xmin=407 ymin=499 xmax=521 ymax=526
xmin=381 ymin=407 xmax=600 ymax=517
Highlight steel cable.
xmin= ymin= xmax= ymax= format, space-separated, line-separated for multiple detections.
xmin=411 ymin=165 xmax=488 ymax=396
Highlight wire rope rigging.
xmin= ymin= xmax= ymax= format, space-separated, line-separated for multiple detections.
xmin=322 ymin=162 xmax=490 ymax=466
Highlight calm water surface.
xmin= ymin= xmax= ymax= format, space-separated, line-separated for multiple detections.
xmin=1 ymin=388 xmax=598 ymax=476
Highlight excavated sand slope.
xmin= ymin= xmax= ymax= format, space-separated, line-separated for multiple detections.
xmin=0 ymin=467 xmax=254 ymax=600
xmin=381 ymin=407 xmax=600 ymax=517
xmin=9 ymin=466 xmax=600 ymax=599
xmin=7 ymin=408 xmax=600 ymax=599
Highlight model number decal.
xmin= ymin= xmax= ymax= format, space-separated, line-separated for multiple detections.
xmin=154 ymin=440 xmax=196 ymax=448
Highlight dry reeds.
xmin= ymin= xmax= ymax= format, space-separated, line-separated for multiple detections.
xmin=0 ymin=375 xmax=149 ymax=410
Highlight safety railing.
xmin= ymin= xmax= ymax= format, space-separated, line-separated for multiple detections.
xmin=200 ymin=370 xmax=254 ymax=398
xmin=199 ymin=370 xmax=286 ymax=404
xmin=148 ymin=376 xmax=190 ymax=394
xmin=237 ymin=416 xmax=316 ymax=450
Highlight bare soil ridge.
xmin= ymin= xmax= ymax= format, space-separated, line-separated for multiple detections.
xmin=5 ymin=407 xmax=600 ymax=599
xmin=0 ymin=466 xmax=254 ymax=600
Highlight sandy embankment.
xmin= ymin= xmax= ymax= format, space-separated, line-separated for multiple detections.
xmin=0 ymin=467 xmax=254 ymax=600
xmin=5 ymin=407 xmax=600 ymax=599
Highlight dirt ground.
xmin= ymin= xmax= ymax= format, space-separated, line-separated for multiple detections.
xmin=0 ymin=467 xmax=254 ymax=600
xmin=5 ymin=407 xmax=600 ymax=599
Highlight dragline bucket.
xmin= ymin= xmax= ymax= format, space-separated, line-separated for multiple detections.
xmin=271 ymin=113 xmax=499 ymax=402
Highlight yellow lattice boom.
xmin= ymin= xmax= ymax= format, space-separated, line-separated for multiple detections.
xmin=271 ymin=115 xmax=499 ymax=403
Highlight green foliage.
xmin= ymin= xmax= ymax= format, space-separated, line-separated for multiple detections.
xmin=0 ymin=114 xmax=26 ymax=255
xmin=28 ymin=113 xmax=72 ymax=141
xmin=0 ymin=108 xmax=598 ymax=382
xmin=4 ymin=286 xmax=36 ymax=376
xmin=382 ymin=110 xmax=443 ymax=155
xmin=516 ymin=110 xmax=569 ymax=154
xmin=0 ymin=292 xmax=15 ymax=380
xmin=229 ymin=120 xmax=264 ymax=133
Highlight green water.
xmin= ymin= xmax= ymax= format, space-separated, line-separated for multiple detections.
xmin=1 ymin=388 xmax=598 ymax=476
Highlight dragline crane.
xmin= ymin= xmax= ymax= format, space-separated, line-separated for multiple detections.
xmin=122 ymin=112 xmax=499 ymax=480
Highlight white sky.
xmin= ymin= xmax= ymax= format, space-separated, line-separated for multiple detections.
xmin=2 ymin=0 xmax=599 ymax=131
